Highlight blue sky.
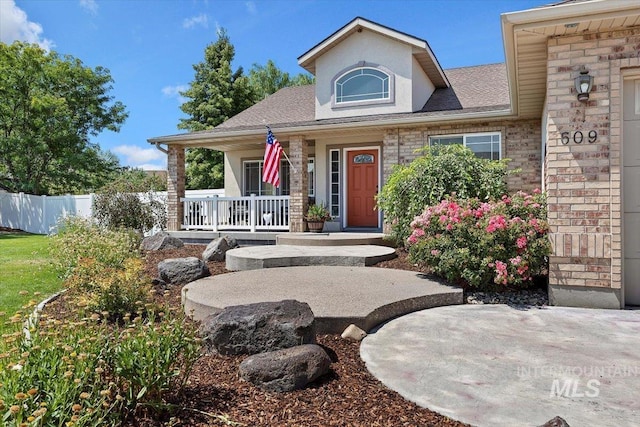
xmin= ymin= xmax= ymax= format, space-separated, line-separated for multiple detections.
xmin=1 ymin=0 xmax=544 ymax=170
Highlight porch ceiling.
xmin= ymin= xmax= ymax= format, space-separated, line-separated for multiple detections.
xmin=502 ymin=0 xmax=640 ymax=119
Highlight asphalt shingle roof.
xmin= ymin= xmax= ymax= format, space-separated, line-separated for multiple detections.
xmin=201 ymin=62 xmax=510 ymax=135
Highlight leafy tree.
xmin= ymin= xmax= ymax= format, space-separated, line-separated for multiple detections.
xmin=179 ymin=29 xmax=255 ymax=189
xmin=248 ymin=59 xmax=314 ymax=100
xmin=377 ymin=144 xmax=512 ymax=245
xmin=0 ymin=42 xmax=128 ymax=195
xmin=179 ymin=31 xmax=314 ymax=189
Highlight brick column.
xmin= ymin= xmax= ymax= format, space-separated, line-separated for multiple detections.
xmin=288 ymin=136 xmax=308 ymax=232
xmin=167 ymin=145 xmax=185 ymax=231
xmin=543 ymin=29 xmax=640 ymax=308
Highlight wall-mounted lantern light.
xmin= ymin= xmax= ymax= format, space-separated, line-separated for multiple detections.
xmin=575 ymin=66 xmax=593 ymax=102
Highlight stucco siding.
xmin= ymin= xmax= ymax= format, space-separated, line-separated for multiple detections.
xmin=315 ymin=29 xmax=416 ymax=119
xmin=412 ymin=55 xmax=435 ymax=111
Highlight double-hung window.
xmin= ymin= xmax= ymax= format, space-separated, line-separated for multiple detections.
xmin=429 ymin=132 xmax=501 ymax=160
xmin=243 ymin=159 xmax=315 ymax=196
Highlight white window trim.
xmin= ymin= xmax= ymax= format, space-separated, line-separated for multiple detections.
xmin=429 ymin=131 xmax=502 ymax=160
xmin=331 ymin=62 xmax=395 ymax=109
xmin=242 ymin=158 xmax=315 ymax=197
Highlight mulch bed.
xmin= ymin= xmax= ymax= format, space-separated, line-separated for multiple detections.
xmin=46 ymin=245 xmax=469 ymax=427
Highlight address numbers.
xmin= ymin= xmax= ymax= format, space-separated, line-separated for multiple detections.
xmin=560 ymin=130 xmax=598 ymax=145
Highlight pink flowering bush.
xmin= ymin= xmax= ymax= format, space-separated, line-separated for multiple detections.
xmin=407 ymin=190 xmax=550 ymax=289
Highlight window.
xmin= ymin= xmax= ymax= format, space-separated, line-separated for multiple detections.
xmin=335 ymin=67 xmax=390 ymax=104
xmin=430 ymin=132 xmax=501 ymax=160
xmin=329 ymin=150 xmax=340 ymax=217
xmin=243 ymin=159 xmax=315 ymax=196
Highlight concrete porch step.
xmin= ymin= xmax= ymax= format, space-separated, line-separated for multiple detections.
xmin=276 ymin=232 xmax=393 ymax=247
xmin=182 ymin=266 xmax=463 ymax=334
xmin=226 ymin=244 xmax=397 ymax=271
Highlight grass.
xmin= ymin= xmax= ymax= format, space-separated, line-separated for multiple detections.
xmin=0 ymin=232 xmax=62 ymax=320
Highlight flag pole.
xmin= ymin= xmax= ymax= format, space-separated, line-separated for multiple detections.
xmin=266 ymin=126 xmax=297 ymax=173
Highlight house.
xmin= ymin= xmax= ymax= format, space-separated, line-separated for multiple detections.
xmin=148 ymin=0 xmax=640 ymax=309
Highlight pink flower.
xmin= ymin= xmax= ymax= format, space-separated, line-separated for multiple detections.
xmin=510 ymin=256 xmax=522 ymax=266
xmin=516 ymin=236 xmax=528 ymax=249
xmin=486 ymin=215 xmax=507 ymax=233
xmin=431 ymin=249 xmax=440 ymax=256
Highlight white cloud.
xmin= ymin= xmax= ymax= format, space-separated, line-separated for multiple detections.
xmin=113 ymin=145 xmax=165 ymax=168
xmin=183 ymin=13 xmax=208 ymax=29
xmin=162 ymin=84 xmax=189 ymax=104
xmin=137 ymin=163 xmax=166 ymax=171
xmin=245 ymin=1 xmax=257 ymax=15
xmin=79 ymin=0 xmax=98 ymax=15
xmin=0 ymin=0 xmax=54 ymax=50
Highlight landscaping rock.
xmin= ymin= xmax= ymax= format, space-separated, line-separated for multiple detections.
xmin=140 ymin=231 xmax=184 ymax=251
xmin=341 ymin=324 xmax=367 ymax=341
xmin=538 ymin=416 xmax=570 ymax=427
xmin=200 ymin=300 xmax=316 ymax=355
xmin=239 ymin=344 xmax=331 ymax=392
xmin=202 ymin=236 xmax=238 ymax=262
xmin=158 ymin=257 xmax=209 ymax=285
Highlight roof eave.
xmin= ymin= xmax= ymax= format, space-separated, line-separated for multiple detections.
xmin=297 ymin=17 xmax=447 ymax=85
xmin=147 ymin=108 xmax=515 ymax=147
xmin=501 ymin=0 xmax=640 ymax=119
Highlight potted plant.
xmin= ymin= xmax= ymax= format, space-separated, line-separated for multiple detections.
xmin=305 ymin=203 xmax=331 ymax=233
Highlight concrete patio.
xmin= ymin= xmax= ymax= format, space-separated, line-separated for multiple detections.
xmin=182 ymin=266 xmax=463 ymax=334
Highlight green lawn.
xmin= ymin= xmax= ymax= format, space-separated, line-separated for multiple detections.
xmin=0 ymin=233 xmax=63 ymax=319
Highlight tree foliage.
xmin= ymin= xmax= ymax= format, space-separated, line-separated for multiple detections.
xmin=248 ymin=59 xmax=314 ymax=100
xmin=178 ymin=30 xmax=314 ymax=189
xmin=0 ymin=42 xmax=128 ymax=195
xmin=377 ymin=144 xmax=512 ymax=245
xmin=178 ymin=29 xmax=254 ymax=189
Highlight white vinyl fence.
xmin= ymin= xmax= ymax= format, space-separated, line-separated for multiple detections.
xmin=0 ymin=189 xmax=224 ymax=235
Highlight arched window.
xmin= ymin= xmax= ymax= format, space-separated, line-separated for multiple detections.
xmin=335 ymin=67 xmax=390 ymax=104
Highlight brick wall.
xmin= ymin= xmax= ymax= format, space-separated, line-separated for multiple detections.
xmin=545 ymin=26 xmax=640 ymax=303
xmin=381 ymin=119 xmax=542 ymax=192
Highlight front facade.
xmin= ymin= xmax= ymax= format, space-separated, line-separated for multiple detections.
xmin=149 ymin=0 xmax=640 ymax=309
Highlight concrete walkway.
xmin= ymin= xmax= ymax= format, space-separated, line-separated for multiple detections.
xmin=182 ymin=266 xmax=462 ymax=333
xmin=225 ymin=245 xmax=396 ymax=271
xmin=360 ymin=304 xmax=640 ymax=427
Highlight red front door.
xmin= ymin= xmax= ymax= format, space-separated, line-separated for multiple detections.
xmin=347 ymin=149 xmax=378 ymax=227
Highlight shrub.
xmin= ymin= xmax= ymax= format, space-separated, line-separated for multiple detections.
xmin=0 ymin=308 xmax=120 ymax=426
xmin=0 ymin=305 xmax=201 ymax=426
xmin=92 ymin=174 xmax=167 ymax=233
xmin=377 ymin=144 xmax=511 ymax=245
xmin=49 ymin=216 xmax=140 ymax=279
xmin=66 ymin=257 xmax=151 ymax=321
xmin=407 ymin=190 xmax=550 ymax=289
xmin=106 ymin=310 xmax=201 ymax=414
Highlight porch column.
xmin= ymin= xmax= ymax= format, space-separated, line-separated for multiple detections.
xmin=288 ymin=135 xmax=308 ymax=232
xmin=167 ymin=145 xmax=185 ymax=231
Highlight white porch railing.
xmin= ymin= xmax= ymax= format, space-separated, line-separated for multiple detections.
xmin=181 ymin=195 xmax=290 ymax=232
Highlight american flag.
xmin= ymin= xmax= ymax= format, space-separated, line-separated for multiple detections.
xmin=262 ymin=127 xmax=283 ymax=188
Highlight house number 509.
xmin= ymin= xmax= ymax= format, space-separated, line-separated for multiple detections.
xmin=561 ymin=130 xmax=598 ymax=144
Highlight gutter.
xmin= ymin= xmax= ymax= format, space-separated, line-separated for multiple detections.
xmin=153 ymin=141 xmax=168 ymax=154
xmin=147 ymin=108 xmax=515 ymax=146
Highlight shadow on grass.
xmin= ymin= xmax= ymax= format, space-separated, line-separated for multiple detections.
xmin=0 ymin=232 xmax=33 ymax=240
